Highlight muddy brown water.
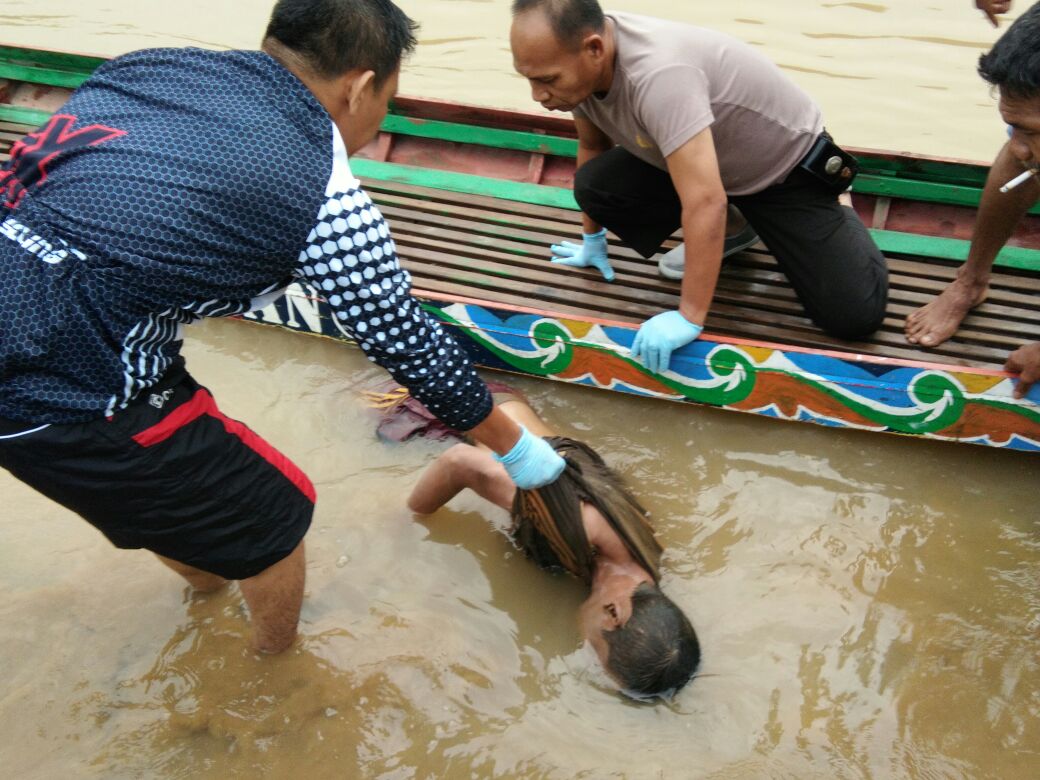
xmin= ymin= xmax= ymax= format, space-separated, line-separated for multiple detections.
xmin=1 ymin=2 xmax=1038 ymax=778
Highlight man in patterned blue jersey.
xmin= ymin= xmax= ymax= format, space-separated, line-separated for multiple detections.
xmin=0 ymin=0 xmax=565 ymax=653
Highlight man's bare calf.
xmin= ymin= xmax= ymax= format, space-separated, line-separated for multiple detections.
xmin=157 ymin=541 xmax=306 ymax=654
xmin=239 ymin=541 xmax=306 ymax=654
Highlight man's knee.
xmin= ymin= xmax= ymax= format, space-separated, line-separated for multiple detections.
xmin=812 ymin=279 xmax=889 ymax=340
xmin=817 ymin=308 xmax=886 ymax=340
xmin=808 ymin=216 xmax=889 ymax=339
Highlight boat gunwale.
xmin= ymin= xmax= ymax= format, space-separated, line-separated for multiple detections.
xmin=406 ymin=287 xmax=1016 ymax=380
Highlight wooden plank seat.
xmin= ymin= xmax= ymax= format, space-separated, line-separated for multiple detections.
xmin=2 ymin=120 xmax=1037 ymax=370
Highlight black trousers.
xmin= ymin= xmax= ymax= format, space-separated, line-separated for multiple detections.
xmin=574 ymin=146 xmax=889 ymax=339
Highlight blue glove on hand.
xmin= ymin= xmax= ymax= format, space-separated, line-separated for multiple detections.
xmin=494 ymin=426 xmax=566 ymax=489
xmin=631 ymin=311 xmax=704 ymax=374
xmin=550 ymin=229 xmax=615 ymax=282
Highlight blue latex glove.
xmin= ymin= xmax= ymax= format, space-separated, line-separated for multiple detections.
xmin=550 ymin=229 xmax=615 ymax=282
xmin=494 ymin=426 xmax=566 ymax=489
xmin=631 ymin=311 xmax=704 ymax=374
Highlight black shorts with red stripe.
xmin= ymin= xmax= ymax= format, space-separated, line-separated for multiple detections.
xmin=0 ymin=371 xmax=314 ymax=580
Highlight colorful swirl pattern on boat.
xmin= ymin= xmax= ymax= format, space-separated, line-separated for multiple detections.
xmin=244 ymin=285 xmax=1040 ymax=453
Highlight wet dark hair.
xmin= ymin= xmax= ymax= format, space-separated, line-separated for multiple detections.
xmin=603 ymin=583 xmax=700 ymax=698
xmin=978 ymin=2 xmax=1040 ymax=100
xmin=511 ymin=0 xmax=606 ymax=49
xmin=264 ymin=0 xmax=418 ymax=85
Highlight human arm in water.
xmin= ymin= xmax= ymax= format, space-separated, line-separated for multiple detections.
xmin=408 ymin=444 xmax=515 ymax=514
xmin=408 ymin=399 xmax=556 ymax=513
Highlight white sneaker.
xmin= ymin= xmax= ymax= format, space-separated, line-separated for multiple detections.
xmin=657 ymin=224 xmax=759 ymax=280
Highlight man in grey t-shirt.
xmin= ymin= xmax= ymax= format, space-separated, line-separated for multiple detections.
xmin=510 ymin=0 xmax=888 ymax=374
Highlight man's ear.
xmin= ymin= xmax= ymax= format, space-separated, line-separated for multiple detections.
xmin=604 ymin=600 xmax=624 ymax=629
xmin=346 ymin=69 xmax=377 ymax=114
xmin=583 ymin=33 xmax=605 ymax=61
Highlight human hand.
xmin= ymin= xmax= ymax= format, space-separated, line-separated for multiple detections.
xmin=1005 ymin=342 xmax=1040 ymax=399
xmin=631 ymin=310 xmax=704 ymax=374
xmin=976 ymin=0 xmax=1012 ymax=26
xmin=493 ymin=426 xmax=566 ymax=489
xmin=550 ymin=229 xmax=615 ymax=282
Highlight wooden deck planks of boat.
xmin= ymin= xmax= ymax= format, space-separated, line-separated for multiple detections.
xmin=2 ymin=120 xmax=1037 ymax=371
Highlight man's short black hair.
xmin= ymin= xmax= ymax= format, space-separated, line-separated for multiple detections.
xmin=511 ymin=0 xmax=606 ymax=49
xmin=603 ymin=583 xmax=700 ymax=698
xmin=978 ymin=2 xmax=1040 ymax=100
xmin=264 ymin=0 xmax=418 ymax=85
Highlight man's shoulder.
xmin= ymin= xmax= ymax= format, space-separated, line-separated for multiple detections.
xmin=102 ymin=46 xmax=265 ymax=67
xmin=610 ymin=11 xmax=749 ymax=68
xmin=93 ymin=47 xmax=286 ymax=89
xmin=48 ymin=48 xmax=334 ymax=247
xmin=609 ymin=11 xmax=718 ymax=43
xmin=77 ymin=46 xmax=329 ymax=157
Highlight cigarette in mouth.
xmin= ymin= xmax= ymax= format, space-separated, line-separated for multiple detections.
xmin=1000 ymin=167 xmax=1039 ymax=193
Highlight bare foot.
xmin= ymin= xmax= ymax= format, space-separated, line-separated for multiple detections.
xmin=905 ymin=276 xmax=989 ymax=347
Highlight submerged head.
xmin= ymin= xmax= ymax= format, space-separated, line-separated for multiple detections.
xmin=581 ymin=578 xmax=700 ymax=698
xmin=510 ymin=0 xmax=611 ymax=112
xmin=263 ymin=0 xmax=418 ymax=153
xmin=979 ymin=3 xmax=1040 ymax=168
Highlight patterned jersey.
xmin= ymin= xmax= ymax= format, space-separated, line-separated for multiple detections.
xmin=0 ymin=47 xmax=491 ymax=429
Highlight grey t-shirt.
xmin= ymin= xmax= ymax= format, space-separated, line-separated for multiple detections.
xmin=573 ymin=13 xmax=824 ymax=196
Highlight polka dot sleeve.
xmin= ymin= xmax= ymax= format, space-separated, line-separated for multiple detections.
xmin=294 ymin=184 xmax=492 ymax=431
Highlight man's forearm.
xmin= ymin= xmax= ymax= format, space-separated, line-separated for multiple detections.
xmin=677 ymin=199 xmax=728 ymax=325
xmin=466 ymin=404 xmax=522 ymax=456
xmin=577 ymin=143 xmax=608 ymax=234
xmin=966 ymin=143 xmax=1040 ymax=279
xmin=466 ymin=400 xmax=565 ymax=490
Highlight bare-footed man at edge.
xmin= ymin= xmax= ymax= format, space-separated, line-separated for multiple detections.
xmin=905 ymin=4 xmax=1040 ymax=397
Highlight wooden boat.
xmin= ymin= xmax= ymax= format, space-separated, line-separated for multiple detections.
xmin=4 ymin=43 xmax=1040 ymax=452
